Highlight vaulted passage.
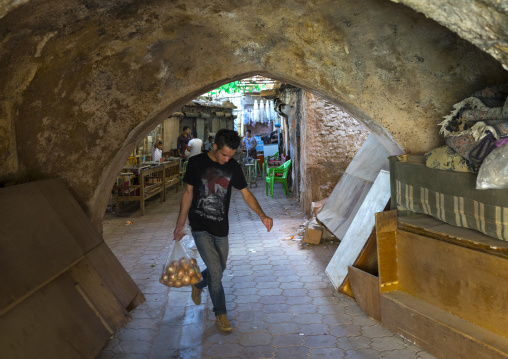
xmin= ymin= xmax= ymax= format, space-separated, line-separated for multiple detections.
xmin=1 ymin=0 xmax=507 ymax=230
xmin=2 ymin=0 xmax=508 ymax=357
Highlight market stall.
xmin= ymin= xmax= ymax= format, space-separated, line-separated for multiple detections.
xmin=113 ymin=159 xmax=180 ymax=215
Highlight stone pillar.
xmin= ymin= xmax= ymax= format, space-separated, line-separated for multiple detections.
xmin=163 ymin=117 xmax=180 ymax=151
xmin=226 ymin=119 xmax=234 ymax=131
xmin=212 ymin=118 xmax=220 ymax=133
xmin=196 ymin=118 xmax=205 ymax=139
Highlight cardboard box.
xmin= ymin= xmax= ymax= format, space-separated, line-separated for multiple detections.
xmin=303 ymin=221 xmax=322 ymax=244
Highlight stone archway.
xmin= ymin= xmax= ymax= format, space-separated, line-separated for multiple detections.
xmin=1 ymin=0 xmax=507 ymax=230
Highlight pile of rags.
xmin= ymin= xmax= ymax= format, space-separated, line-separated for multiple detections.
xmin=439 ymin=83 xmax=508 ymax=167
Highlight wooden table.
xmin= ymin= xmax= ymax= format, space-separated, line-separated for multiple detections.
xmin=113 ymin=160 xmax=180 ymax=215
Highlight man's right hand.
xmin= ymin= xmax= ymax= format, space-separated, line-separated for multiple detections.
xmin=173 ymin=224 xmax=185 ymax=241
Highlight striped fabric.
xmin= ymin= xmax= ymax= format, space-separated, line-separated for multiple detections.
xmin=395 ymin=180 xmax=508 ymax=241
xmin=389 ymin=156 xmax=508 ymax=242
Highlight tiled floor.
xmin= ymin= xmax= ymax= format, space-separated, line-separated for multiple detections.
xmin=97 ymin=179 xmax=435 ymax=359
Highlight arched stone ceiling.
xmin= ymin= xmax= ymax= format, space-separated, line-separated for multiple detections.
xmin=394 ymin=0 xmax=508 ymax=71
xmin=0 ymin=0 xmax=507 ymax=229
xmin=2 ymin=0 xmax=507 ymax=69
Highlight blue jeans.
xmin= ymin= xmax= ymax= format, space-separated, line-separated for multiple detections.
xmin=192 ymin=231 xmax=229 ymax=316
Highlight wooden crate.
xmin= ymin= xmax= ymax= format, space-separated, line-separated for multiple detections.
xmin=375 ymin=211 xmax=508 ymax=358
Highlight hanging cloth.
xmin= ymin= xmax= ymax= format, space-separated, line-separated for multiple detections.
xmin=264 ymin=99 xmax=270 ymax=123
xmin=269 ymin=100 xmax=275 ymax=122
xmin=253 ymin=99 xmax=259 ymax=123
xmin=260 ymin=99 xmax=265 ymax=123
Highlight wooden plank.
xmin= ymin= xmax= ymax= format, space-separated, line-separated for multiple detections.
xmin=341 ymin=198 xmax=391 ymax=294
xmin=0 ymin=273 xmax=111 ymax=359
xmin=348 ymin=266 xmax=381 ymax=322
xmin=399 ymin=214 xmax=508 ymax=259
xmin=317 ymin=173 xmax=373 ymax=238
xmin=0 ymin=255 xmax=84 ymax=317
xmin=376 ymin=210 xmax=398 ymax=293
xmin=69 ymin=259 xmax=131 ymax=330
xmin=381 ymin=291 xmax=508 ymax=359
xmin=317 ymin=134 xmax=390 ymax=240
xmin=325 ymin=170 xmax=391 ymax=290
xmin=35 ymin=179 xmax=103 ymax=252
xmin=340 ymin=228 xmax=377 ymax=297
xmin=343 ymin=134 xmax=391 ymax=181
xmin=0 ymin=182 xmax=84 ymax=311
xmin=397 ymin=230 xmax=508 ymax=338
xmin=376 ymin=209 xmax=398 ymax=233
xmin=340 ymin=202 xmax=390 ymax=297
xmin=353 ymin=229 xmax=379 ymax=276
xmin=86 ymin=242 xmax=145 ymax=310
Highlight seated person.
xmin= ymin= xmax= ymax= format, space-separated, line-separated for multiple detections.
xmin=204 ymin=136 xmax=214 ymax=152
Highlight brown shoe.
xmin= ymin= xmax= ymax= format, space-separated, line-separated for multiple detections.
xmin=191 ymin=285 xmax=203 ymax=305
xmin=215 ymin=314 xmax=233 ymax=332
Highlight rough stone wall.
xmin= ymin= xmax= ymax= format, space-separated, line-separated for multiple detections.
xmin=1 ymin=0 xmax=507 ymax=229
xmin=303 ymin=91 xmax=370 ymax=204
xmin=279 ymin=88 xmax=301 ymax=198
xmin=280 ymin=88 xmax=370 ymax=216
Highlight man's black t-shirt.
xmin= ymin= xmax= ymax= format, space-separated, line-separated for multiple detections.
xmin=183 ymin=152 xmax=247 ymax=236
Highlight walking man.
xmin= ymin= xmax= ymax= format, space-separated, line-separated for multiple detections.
xmin=173 ymin=129 xmax=273 ymax=332
xmin=177 ymin=126 xmax=191 ymax=159
xmin=186 ymin=130 xmax=203 ymax=158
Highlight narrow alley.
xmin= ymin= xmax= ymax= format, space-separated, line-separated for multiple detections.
xmin=96 ymin=184 xmax=434 ymax=359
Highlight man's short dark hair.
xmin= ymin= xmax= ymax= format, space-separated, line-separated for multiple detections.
xmin=183 ymin=126 xmax=189 ymax=132
xmin=191 ymin=130 xmax=197 ymax=138
xmin=246 ymin=129 xmax=252 ymax=134
xmin=215 ymin=129 xmax=241 ymax=150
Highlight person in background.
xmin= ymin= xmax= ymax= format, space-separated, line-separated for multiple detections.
xmin=203 ymin=135 xmax=214 ymax=152
xmin=270 ymin=129 xmax=279 ymax=144
xmin=177 ymin=126 xmax=191 ymax=159
xmin=242 ymin=129 xmax=257 ymax=160
xmin=173 ymin=129 xmax=273 ymax=332
xmin=187 ymin=131 xmax=203 ymax=158
xmin=152 ymin=141 xmax=163 ymax=162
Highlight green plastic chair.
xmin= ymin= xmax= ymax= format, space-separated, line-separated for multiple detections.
xmin=263 ymin=151 xmax=280 ymax=175
xmin=265 ymin=159 xmax=291 ymax=198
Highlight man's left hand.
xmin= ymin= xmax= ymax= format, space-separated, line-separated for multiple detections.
xmin=261 ymin=216 xmax=273 ymax=232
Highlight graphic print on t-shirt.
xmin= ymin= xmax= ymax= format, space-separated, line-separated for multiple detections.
xmin=195 ymin=167 xmax=232 ymax=221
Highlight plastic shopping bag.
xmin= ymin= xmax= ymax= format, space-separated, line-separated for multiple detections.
xmin=159 ymin=239 xmax=201 ymax=288
xmin=476 ymin=144 xmax=508 ymax=190
xmin=180 ymin=225 xmax=199 ymax=257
